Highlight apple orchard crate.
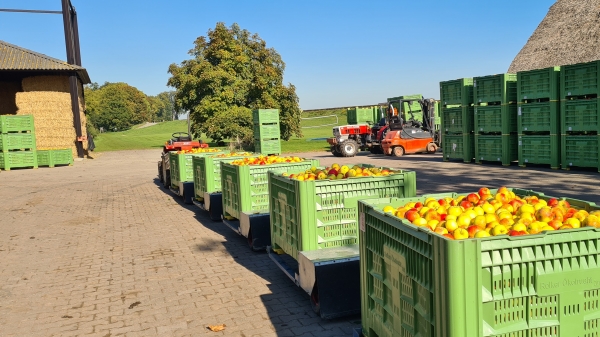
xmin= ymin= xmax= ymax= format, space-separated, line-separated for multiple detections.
xmin=268 ymin=166 xmax=416 ymax=260
xmin=169 ymin=150 xmax=225 ymax=190
xmin=36 ymin=149 xmax=73 ymax=168
xmin=358 ymin=188 xmax=600 ymax=337
xmin=192 ymin=153 xmax=257 ymax=201
xmin=220 ymin=158 xmax=319 ymax=220
xmin=442 ymin=133 xmax=474 ymax=163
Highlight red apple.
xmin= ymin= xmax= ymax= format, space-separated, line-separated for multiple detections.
xmin=466 ymin=193 xmax=480 ymax=204
xmin=442 ymin=233 xmax=455 ymax=240
xmin=508 ymin=230 xmax=527 ymax=236
xmin=478 ymin=187 xmax=491 ymax=199
xmin=460 ymin=200 xmax=473 ymax=209
xmin=547 ymin=198 xmax=559 ymax=207
xmin=405 ymin=210 xmax=420 ymax=223
xmin=467 ymin=225 xmax=481 ymax=238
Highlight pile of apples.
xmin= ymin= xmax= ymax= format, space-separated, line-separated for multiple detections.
xmin=284 ymin=163 xmax=395 ymax=181
xmin=382 ymin=186 xmax=600 ymax=240
xmin=231 ymin=155 xmax=303 ymax=166
xmin=177 ymin=148 xmax=222 ymax=154
xmin=215 ymin=152 xmax=253 ymax=158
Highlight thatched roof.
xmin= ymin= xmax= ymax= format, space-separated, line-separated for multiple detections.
xmin=508 ymin=0 xmax=600 ymax=73
xmin=0 ymin=40 xmax=91 ymax=84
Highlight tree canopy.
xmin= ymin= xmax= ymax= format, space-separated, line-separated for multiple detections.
xmin=167 ymin=22 xmax=302 ymax=145
xmin=84 ymin=82 xmax=178 ymax=132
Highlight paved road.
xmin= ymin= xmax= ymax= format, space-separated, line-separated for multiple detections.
xmin=0 ymin=149 xmax=598 ymax=337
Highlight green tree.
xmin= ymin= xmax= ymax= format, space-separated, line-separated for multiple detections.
xmin=84 ymin=82 xmax=151 ymax=131
xmin=167 ymin=22 xmax=302 ymax=144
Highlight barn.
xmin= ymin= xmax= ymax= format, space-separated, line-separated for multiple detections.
xmin=0 ymin=40 xmax=91 ymax=158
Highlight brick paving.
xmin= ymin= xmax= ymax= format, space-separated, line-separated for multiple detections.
xmin=0 ymin=149 xmax=598 ymax=337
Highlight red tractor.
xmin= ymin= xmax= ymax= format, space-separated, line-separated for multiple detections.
xmin=158 ymin=132 xmax=207 ymax=188
xmin=327 ymin=97 xmax=440 ymax=157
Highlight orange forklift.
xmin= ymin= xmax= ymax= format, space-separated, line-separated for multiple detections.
xmin=378 ymin=97 xmax=440 ymax=157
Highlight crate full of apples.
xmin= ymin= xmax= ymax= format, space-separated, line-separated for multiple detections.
xmin=192 ymin=152 xmax=257 ymax=200
xmin=268 ymin=164 xmax=416 ymax=260
xmin=220 ymin=155 xmax=319 ymax=219
xmin=358 ymin=188 xmax=600 ymax=337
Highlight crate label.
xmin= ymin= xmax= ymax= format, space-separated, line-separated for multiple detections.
xmin=568 ymin=91 xmax=572 ymax=96
xmin=473 ymin=80 xmax=476 ymax=87
xmin=383 ymin=245 xmax=406 ymax=274
xmin=452 ymin=119 xmax=454 ymax=124
xmin=359 ymin=213 xmax=365 ymax=232
xmin=452 ymin=143 xmax=457 ymax=152
xmin=536 ymin=269 xmax=600 ymax=296
xmin=525 ymin=159 xmax=529 ymax=163
xmin=518 ymin=141 xmax=522 ymax=146
xmin=568 ymin=127 xmax=572 ymax=131
xmin=518 ymin=107 xmax=521 ymax=115
xmin=524 ymin=127 xmax=528 ymax=131
xmin=497 ymin=157 xmax=500 ymax=161
xmin=480 ymin=128 xmax=483 ymax=131
xmin=524 ymin=95 xmax=528 ymax=99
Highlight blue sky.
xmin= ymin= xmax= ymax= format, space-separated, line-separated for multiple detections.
xmin=1 ymin=0 xmax=555 ymax=109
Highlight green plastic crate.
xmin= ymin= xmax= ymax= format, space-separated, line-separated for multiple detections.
xmin=253 ymin=122 xmax=280 ymax=139
xmin=221 ymin=158 xmax=319 ymax=219
xmin=518 ymin=134 xmax=560 ymax=168
xmin=169 ymin=151 xmax=225 ymax=190
xmin=517 ymin=66 xmax=561 ymax=102
xmin=561 ymin=98 xmax=600 ymax=133
xmin=474 ymin=73 xmax=517 ymax=104
xmin=192 ymin=153 xmax=257 ymax=200
xmin=269 ymin=167 xmax=416 ymax=260
xmin=440 ymin=78 xmax=474 ymax=106
xmin=0 ymin=150 xmax=38 ymax=170
xmin=36 ymin=149 xmax=73 ymax=168
xmin=475 ymin=134 xmax=518 ymax=165
xmin=0 ymin=133 xmax=36 ymax=151
xmin=474 ymin=104 xmax=518 ymax=134
xmin=561 ymin=135 xmax=600 ymax=171
xmin=254 ymin=138 xmax=281 ymax=155
xmin=347 ymin=107 xmax=377 ymax=125
xmin=252 ymin=109 xmax=279 ymax=124
xmin=0 ymin=115 xmax=35 ymax=133
xmin=561 ymin=60 xmax=600 ymax=98
xmin=518 ymin=101 xmax=560 ymax=134
xmin=442 ymin=106 xmax=474 ymax=134
xmin=442 ymin=133 xmax=474 ymax=163
xmin=359 ymin=189 xmax=600 ymax=337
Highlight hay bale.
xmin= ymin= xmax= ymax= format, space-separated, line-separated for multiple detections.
xmin=15 ymin=92 xmax=79 ymax=155
xmin=0 ymin=81 xmax=20 ymax=115
xmin=509 ymin=0 xmax=600 ymax=73
xmin=21 ymin=76 xmax=69 ymax=92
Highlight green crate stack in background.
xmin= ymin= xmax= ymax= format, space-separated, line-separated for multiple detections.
xmin=359 ymin=188 xmax=600 ymax=337
xmin=0 ymin=115 xmax=38 ymax=170
xmin=347 ymin=106 xmax=378 ymax=125
xmin=517 ymin=66 xmax=561 ymax=169
xmin=268 ymin=166 xmax=416 ymax=260
xmin=560 ymin=60 xmax=600 ymax=171
xmin=253 ymin=109 xmax=281 ymax=155
xmin=473 ymin=73 xmax=518 ymax=165
xmin=440 ymin=78 xmax=474 ymax=162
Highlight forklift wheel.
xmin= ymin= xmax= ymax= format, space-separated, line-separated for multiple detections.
xmin=393 ymin=146 xmax=405 ymax=157
xmin=427 ymin=142 xmax=438 ymax=154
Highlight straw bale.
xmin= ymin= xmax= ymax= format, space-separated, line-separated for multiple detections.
xmin=508 ymin=0 xmax=600 ymax=73
xmin=22 ymin=76 xmax=69 ymax=92
xmin=0 ymin=81 xmax=20 ymax=115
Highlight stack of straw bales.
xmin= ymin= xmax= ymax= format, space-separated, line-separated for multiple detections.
xmin=16 ymin=75 xmax=88 ymax=157
xmin=0 ymin=81 xmax=20 ymax=115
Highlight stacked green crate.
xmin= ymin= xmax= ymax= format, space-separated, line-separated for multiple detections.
xmin=517 ymin=66 xmax=561 ymax=168
xmin=0 ymin=115 xmax=38 ymax=170
xmin=347 ymin=106 xmax=377 ymax=125
xmin=253 ymin=109 xmax=281 ymax=155
xmin=560 ymin=61 xmax=600 ymax=171
xmin=440 ymin=78 xmax=474 ymax=162
xmin=474 ymin=73 xmax=518 ymax=165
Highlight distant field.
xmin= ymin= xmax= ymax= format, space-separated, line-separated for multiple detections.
xmin=94 ymin=109 xmax=346 ymax=153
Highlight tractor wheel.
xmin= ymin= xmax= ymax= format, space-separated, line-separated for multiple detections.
xmin=158 ymin=162 xmax=163 ymax=183
xmin=331 ymin=145 xmax=342 ymax=157
xmin=163 ymin=170 xmax=171 ymax=188
xmin=393 ymin=146 xmax=405 ymax=157
xmin=339 ymin=140 xmax=358 ymax=157
xmin=427 ymin=142 xmax=438 ymax=154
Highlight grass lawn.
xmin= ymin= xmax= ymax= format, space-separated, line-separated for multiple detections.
xmin=94 ymin=108 xmax=347 ymax=153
